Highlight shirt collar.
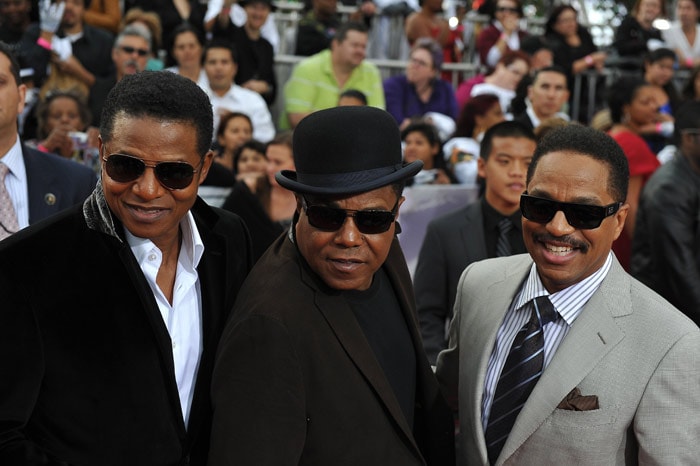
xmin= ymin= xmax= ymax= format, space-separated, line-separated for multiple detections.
xmin=481 ymin=196 xmax=522 ymax=233
xmin=513 ymin=252 xmax=614 ymax=326
xmin=1 ymin=137 xmax=27 ymax=184
xmin=125 ymin=210 xmax=204 ymax=270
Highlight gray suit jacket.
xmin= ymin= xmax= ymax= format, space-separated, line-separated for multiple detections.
xmin=437 ymin=253 xmax=700 ymax=465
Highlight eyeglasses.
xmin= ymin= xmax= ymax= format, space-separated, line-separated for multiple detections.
xmin=102 ymin=151 xmax=201 ymax=190
xmin=520 ymin=193 xmax=622 ymax=230
xmin=119 ymin=45 xmax=149 ymax=57
xmin=496 ymin=6 xmax=520 ymax=13
xmin=301 ymin=197 xmax=400 ymax=234
xmin=409 ymin=57 xmax=431 ymax=68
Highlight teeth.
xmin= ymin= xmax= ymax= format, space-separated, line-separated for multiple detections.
xmin=545 ymin=244 xmax=573 ymax=254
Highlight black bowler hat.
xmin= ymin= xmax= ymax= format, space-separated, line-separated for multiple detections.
xmin=276 ymin=106 xmax=423 ymax=195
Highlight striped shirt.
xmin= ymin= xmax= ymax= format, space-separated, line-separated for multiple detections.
xmin=481 ymin=252 xmax=614 ymax=430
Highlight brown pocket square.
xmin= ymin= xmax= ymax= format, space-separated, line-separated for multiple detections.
xmin=557 ymin=387 xmax=599 ymax=411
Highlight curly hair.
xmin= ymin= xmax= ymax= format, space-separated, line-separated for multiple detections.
xmin=36 ymin=89 xmax=91 ymax=139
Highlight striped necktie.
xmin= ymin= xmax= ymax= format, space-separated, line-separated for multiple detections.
xmin=485 ymin=296 xmax=558 ymax=464
xmin=0 ymin=163 xmax=19 ymax=240
xmin=495 ymin=218 xmax=513 ymax=257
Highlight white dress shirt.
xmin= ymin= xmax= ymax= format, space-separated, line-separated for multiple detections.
xmin=1 ymin=136 xmax=30 ymax=229
xmin=125 ymin=211 xmax=204 ymax=427
xmin=481 ymin=252 xmax=614 ymax=430
xmin=208 ymin=84 xmax=275 ymax=143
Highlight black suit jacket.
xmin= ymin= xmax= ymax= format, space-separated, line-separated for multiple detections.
xmin=22 ymin=144 xmax=97 ymax=224
xmin=0 ymin=192 xmax=252 ymax=465
xmin=209 ymin=233 xmax=454 ymax=465
xmin=512 ymin=111 xmax=535 ymax=132
xmin=414 ymin=202 xmax=488 ymax=364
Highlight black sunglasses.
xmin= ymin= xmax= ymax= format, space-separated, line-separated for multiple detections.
xmin=119 ymin=45 xmax=149 ymax=57
xmin=520 ymin=193 xmax=622 ymax=230
xmin=496 ymin=6 xmax=519 ymax=13
xmin=102 ymin=151 xmax=201 ymax=190
xmin=301 ymin=197 xmax=400 ymax=234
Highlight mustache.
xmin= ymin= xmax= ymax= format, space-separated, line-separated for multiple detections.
xmin=124 ymin=59 xmax=140 ymax=69
xmin=533 ymin=232 xmax=589 ymax=253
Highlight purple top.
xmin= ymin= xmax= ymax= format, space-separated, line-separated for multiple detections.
xmin=383 ymin=75 xmax=459 ymax=124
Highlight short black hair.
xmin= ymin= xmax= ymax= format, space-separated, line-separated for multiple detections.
xmin=528 ymin=125 xmax=629 ymax=203
xmin=36 ymin=89 xmax=92 ymax=138
xmin=203 ymin=39 xmax=238 ymax=65
xmin=480 ymin=120 xmax=536 ymax=160
xmin=644 ymin=47 xmax=676 ymax=65
xmin=607 ymin=76 xmax=649 ymax=124
xmin=674 ymin=100 xmax=700 ymax=145
xmin=0 ymin=41 xmax=22 ymax=86
xmin=338 ymin=89 xmax=367 ymax=105
xmin=100 ymin=71 xmax=213 ymax=156
xmin=531 ymin=65 xmax=567 ymax=84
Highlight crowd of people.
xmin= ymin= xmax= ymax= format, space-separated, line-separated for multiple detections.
xmin=1 ymin=0 xmax=700 ymax=464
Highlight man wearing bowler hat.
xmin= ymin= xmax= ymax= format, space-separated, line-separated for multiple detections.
xmin=208 ymin=106 xmax=455 ymax=465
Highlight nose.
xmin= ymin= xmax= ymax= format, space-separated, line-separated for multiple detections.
xmin=333 ymin=216 xmax=363 ymax=247
xmin=132 ymin=166 xmax=165 ymax=200
xmin=545 ymin=210 xmax=576 ymax=236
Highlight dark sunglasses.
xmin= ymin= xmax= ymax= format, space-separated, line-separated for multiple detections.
xmin=102 ymin=152 xmax=201 ymax=190
xmin=119 ymin=45 xmax=149 ymax=57
xmin=301 ymin=197 xmax=400 ymax=234
xmin=496 ymin=6 xmax=520 ymax=13
xmin=520 ymin=193 xmax=622 ymax=230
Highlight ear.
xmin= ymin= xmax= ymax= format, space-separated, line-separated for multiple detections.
xmin=477 ymin=156 xmax=487 ymax=179
xmin=610 ymin=202 xmax=629 ymax=241
xmin=393 ymin=195 xmax=406 ymax=222
xmin=197 ymin=150 xmax=215 ymax=185
xmin=16 ymin=83 xmax=26 ymax=116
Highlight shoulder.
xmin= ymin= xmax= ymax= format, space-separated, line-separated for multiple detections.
xmin=462 ymin=253 xmax=532 ymax=286
xmin=24 ymin=146 xmax=94 ymax=180
xmin=428 ymin=204 xmax=475 ymax=231
xmin=84 ymin=24 xmax=114 ymax=44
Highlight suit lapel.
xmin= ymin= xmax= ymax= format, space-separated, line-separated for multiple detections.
xmin=310 ymin=239 xmax=423 ymax=459
xmin=462 ymin=257 xmax=531 ymax=462
xmin=499 ymin=259 xmax=630 ymax=462
xmin=461 ymin=202 xmax=488 ymax=261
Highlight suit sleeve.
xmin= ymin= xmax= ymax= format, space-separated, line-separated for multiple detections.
xmin=0 ymin=269 xmax=55 ymax=464
xmin=208 ymin=314 xmax=306 ymax=466
xmin=414 ymin=222 xmax=450 ymax=365
xmin=637 ymin=181 xmax=700 ymax=324
xmin=634 ymin=330 xmax=700 ymax=464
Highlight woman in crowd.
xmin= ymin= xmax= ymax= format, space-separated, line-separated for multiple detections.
xmin=545 ymin=4 xmax=607 ymax=122
xmin=28 ymin=90 xmax=98 ymax=167
xmin=443 ymin=93 xmax=505 ymax=186
xmin=384 ymin=38 xmax=458 ymax=130
xmin=401 ymin=121 xmax=456 ymax=185
xmin=215 ymin=112 xmax=254 ymax=172
xmin=233 ymin=139 xmax=267 ymax=182
xmin=613 ymin=0 xmax=665 ymax=61
xmin=607 ymin=76 xmax=661 ymax=271
xmin=663 ymin=0 xmax=700 ymax=69
xmin=476 ymin=0 xmax=528 ymax=70
xmin=165 ymin=23 xmax=208 ymax=87
xmin=642 ymin=48 xmax=680 ymax=152
xmin=456 ymin=50 xmax=530 ymax=116
xmin=222 ymin=132 xmax=296 ymax=261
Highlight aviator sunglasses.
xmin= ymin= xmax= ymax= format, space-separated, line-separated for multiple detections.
xmin=301 ymin=197 xmax=400 ymax=234
xmin=102 ymin=150 xmax=202 ymax=190
xmin=520 ymin=193 xmax=622 ymax=230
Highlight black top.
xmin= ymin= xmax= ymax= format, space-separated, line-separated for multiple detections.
xmin=613 ymin=15 xmax=663 ymax=57
xmin=221 ymin=180 xmax=286 ymax=262
xmin=344 ymin=268 xmax=417 ymax=429
xmin=481 ymin=197 xmax=527 ymax=258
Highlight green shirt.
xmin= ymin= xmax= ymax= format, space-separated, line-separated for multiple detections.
xmin=281 ymin=49 xmax=385 ymax=129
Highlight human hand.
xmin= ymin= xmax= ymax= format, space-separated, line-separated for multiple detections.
xmin=591 ymin=51 xmax=607 ymax=71
xmin=501 ymin=15 xmax=519 ymax=35
xmin=39 ymin=0 xmax=65 ymax=33
xmin=242 ymin=79 xmax=269 ymax=95
xmin=43 ymin=124 xmax=75 ymax=157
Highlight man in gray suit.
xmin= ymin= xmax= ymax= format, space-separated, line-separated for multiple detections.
xmin=437 ymin=124 xmax=700 ymax=465
xmin=414 ymin=121 xmax=535 ymax=364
